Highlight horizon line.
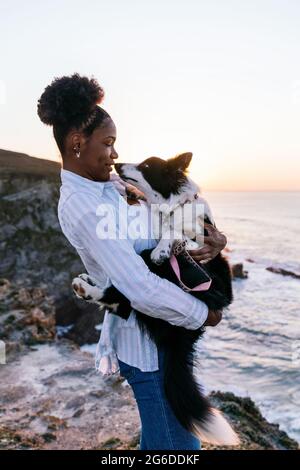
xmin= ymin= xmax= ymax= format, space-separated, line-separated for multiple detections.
xmin=1 ymin=147 xmax=299 ymax=193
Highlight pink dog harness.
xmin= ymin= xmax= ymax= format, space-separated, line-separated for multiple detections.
xmin=169 ymin=241 xmax=212 ymax=293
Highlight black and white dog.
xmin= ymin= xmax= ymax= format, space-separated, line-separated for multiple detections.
xmin=72 ymin=152 xmax=238 ymax=446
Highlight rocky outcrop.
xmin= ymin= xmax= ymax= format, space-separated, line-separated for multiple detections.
xmin=0 ymin=149 xmax=80 ymax=298
xmin=0 ymin=278 xmax=56 ymax=357
xmin=0 ymin=278 xmax=104 ymax=355
xmin=207 ymin=392 xmax=298 ymax=450
xmin=266 ymin=266 xmax=300 ymax=280
xmin=0 ymin=149 xmax=101 ymax=342
xmin=231 ymin=263 xmax=248 ymax=279
xmin=0 ymin=340 xmax=297 ymax=450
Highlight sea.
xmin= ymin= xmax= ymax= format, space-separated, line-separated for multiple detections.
xmin=196 ymin=191 xmax=300 ymax=442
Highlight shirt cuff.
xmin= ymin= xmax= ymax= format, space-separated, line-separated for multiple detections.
xmin=178 ymin=302 xmax=208 ymax=330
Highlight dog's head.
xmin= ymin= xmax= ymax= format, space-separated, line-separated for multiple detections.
xmin=114 ymin=152 xmax=196 ymax=204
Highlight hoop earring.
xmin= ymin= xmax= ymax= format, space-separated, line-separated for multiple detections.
xmin=73 ymin=146 xmax=80 ymax=159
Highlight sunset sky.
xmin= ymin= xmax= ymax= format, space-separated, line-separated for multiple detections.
xmin=0 ymin=0 xmax=300 ymax=190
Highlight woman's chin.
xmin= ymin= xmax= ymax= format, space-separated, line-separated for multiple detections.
xmin=95 ymin=172 xmax=110 ymax=182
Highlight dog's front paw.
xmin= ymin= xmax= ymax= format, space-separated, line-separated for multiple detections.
xmin=150 ymin=245 xmax=171 ymax=265
xmin=72 ymin=274 xmax=105 ymax=304
xmin=185 ymin=240 xmax=199 ymax=250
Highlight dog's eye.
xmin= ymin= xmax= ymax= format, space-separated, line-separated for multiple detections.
xmin=143 ymin=163 xmax=149 ymax=169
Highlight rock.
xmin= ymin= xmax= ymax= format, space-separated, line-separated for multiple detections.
xmin=62 ymin=304 xmax=104 ymax=345
xmin=0 ymin=280 xmax=56 ymax=352
xmin=0 ymin=341 xmax=139 ymax=450
xmin=0 ymin=341 xmax=297 ymax=450
xmin=246 ymin=258 xmax=255 ymax=263
xmin=0 ymin=149 xmax=105 ymax=345
xmin=231 ymin=263 xmax=248 ymax=279
xmin=65 ymin=396 xmax=86 ymax=409
xmin=55 ymin=294 xmax=104 ymax=345
xmin=208 ymin=391 xmax=298 ymax=450
xmin=55 ymin=294 xmax=84 ymax=326
xmin=72 ymin=409 xmax=85 ymax=418
xmin=266 ymin=266 xmax=300 ymax=280
xmin=0 ymin=279 xmax=104 ymax=354
xmin=0 ymin=150 xmax=84 ymax=301
xmin=0 ymin=278 xmax=11 ymax=297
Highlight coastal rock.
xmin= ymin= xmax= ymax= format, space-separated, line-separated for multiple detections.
xmin=55 ymin=294 xmax=104 ymax=345
xmin=0 ymin=149 xmax=82 ymax=300
xmin=231 ymin=263 xmax=248 ymax=279
xmin=0 ymin=341 xmax=297 ymax=450
xmin=0 ymin=278 xmax=56 ymax=352
xmin=0 ymin=279 xmax=103 ymax=354
xmin=208 ymin=391 xmax=298 ymax=450
xmin=266 ymin=266 xmax=300 ymax=280
xmin=0 ymin=149 xmax=103 ymax=343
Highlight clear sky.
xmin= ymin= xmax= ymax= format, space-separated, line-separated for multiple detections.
xmin=1 ymin=0 xmax=300 ymax=190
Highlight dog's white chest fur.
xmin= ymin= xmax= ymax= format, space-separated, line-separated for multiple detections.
xmin=150 ymin=194 xmax=214 ymax=265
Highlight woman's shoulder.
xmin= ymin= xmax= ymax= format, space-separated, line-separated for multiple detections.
xmin=58 ymin=187 xmax=115 ymax=226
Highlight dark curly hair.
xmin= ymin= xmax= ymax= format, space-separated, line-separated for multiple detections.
xmin=37 ymin=73 xmax=111 ymax=154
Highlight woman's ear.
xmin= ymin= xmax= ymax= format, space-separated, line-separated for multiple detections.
xmin=69 ymin=131 xmax=87 ymax=150
xmin=65 ymin=130 xmax=87 ymax=152
xmin=167 ymin=152 xmax=193 ymax=172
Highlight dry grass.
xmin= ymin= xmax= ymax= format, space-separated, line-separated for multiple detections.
xmin=0 ymin=148 xmax=60 ymax=177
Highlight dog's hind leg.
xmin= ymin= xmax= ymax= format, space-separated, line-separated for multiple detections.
xmin=72 ymin=274 xmax=132 ymax=319
xmin=72 ymin=274 xmax=107 ymax=303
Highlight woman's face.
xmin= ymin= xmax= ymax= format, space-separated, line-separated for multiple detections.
xmin=77 ymin=118 xmax=119 ymax=181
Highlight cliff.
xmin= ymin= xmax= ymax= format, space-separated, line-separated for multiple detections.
xmin=0 ymin=149 xmax=103 ymax=344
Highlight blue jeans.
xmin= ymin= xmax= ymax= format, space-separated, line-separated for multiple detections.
xmin=117 ymin=346 xmax=201 ymax=450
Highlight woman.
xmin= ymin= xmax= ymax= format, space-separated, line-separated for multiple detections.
xmin=37 ymin=73 xmax=226 ymax=450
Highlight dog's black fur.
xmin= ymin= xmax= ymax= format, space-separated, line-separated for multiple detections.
xmin=80 ymin=154 xmax=235 ymax=443
xmin=96 ymin=236 xmax=233 ymax=436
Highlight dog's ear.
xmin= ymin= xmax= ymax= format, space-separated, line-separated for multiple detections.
xmin=167 ymin=152 xmax=193 ymax=172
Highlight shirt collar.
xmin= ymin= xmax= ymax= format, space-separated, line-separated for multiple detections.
xmin=60 ymin=168 xmax=114 ymax=196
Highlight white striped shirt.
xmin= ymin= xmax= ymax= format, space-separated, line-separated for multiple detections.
xmin=57 ymin=169 xmax=208 ymax=376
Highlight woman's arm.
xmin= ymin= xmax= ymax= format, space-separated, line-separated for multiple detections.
xmin=77 ymin=211 xmax=208 ymax=329
xmin=65 ymin=192 xmax=209 ymax=330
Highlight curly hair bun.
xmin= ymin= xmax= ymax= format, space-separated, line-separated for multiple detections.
xmin=37 ymin=73 xmax=105 ymax=127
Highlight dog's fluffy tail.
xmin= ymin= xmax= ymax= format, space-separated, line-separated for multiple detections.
xmin=191 ymin=408 xmax=240 ymax=445
xmin=163 ymin=342 xmax=239 ymax=446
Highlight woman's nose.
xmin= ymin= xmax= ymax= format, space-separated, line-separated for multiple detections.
xmin=112 ymin=148 xmax=118 ymax=160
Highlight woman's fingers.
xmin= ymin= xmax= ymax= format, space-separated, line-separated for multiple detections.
xmin=190 ymin=252 xmax=213 ymax=262
xmin=198 ymin=256 xmax=213 ymax=264
xmin=204 ymin=309 xmax=223 ymax=327
xmin=187 ymin=224 xmax=227 ymax=262
xmin=188 ymin=244 xmax=213 ymax=262
xmin=204 ymin=222 xmax=216 ymax=234
xmin=203 ymin=235 xmax=216 ymax=246
xmin=188 ymin=245 xmax=211 ymax=255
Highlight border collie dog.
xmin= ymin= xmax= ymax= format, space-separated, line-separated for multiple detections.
xmin=73 ymin=152 xmax=238 ymax=446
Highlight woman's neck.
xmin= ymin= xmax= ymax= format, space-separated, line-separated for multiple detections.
xmin=62 ymin=158 xmax=109 ymax=182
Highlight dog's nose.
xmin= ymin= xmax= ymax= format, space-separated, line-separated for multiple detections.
xmin=114 ymin=163 xmax=123 ymax=174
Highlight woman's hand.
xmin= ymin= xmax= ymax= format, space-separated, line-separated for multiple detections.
xmin=188 ymin=223 xmax=227 ymax=264
xmin=126 ymin=184 xmax=147 ymax=204
xmin=203 ymin=309 xmax=223 ymax=327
